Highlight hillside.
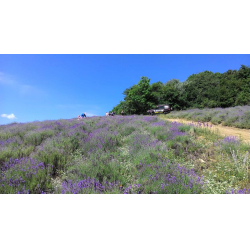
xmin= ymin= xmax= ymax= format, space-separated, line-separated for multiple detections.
xmin=1 ymin=115 xmax=249 ymax=194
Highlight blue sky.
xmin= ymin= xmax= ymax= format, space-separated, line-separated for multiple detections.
xmin=0 ymin=54 xmax=249 ymax=125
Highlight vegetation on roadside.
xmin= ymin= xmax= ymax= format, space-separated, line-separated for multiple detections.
xmin=164 ymin=106 xmax=250 ymax=129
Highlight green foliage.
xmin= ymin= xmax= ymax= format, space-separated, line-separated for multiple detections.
xmin=112 ymin=65 xmax=250 ymax=113
xmin=112 ymin=100 xmax=126 ymax=114
xmin=113 ymin=77 xmax=158 ymax=114
xmin=162 ymin=79 xmax=183 ymax=110
xmin=123 ymin=76 xmax=155 ymax=114
xmin=151 ymin=81 xmax=164 ymax=103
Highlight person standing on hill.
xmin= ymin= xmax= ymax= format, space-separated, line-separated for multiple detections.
xmin=81 ymin=113 xmax=86 ymax=118
xmin=121 ymin=110 xmax=124 ymax=116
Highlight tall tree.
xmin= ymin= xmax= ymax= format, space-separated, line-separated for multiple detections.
xmin=112 ymin=65 xmax=250 ymax=113
xmin=184 ymin=71 xmax=221 ymax=108
xmin=150 ymin=81 xmax=164 ymax=104
xmin=124 ymin=76 xmax=155 ymax=114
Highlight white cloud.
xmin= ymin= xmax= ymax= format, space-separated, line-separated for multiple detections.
xmin=1 ymin=113 xmax=17 ymax=119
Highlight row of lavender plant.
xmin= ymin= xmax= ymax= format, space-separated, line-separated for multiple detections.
xmin=0 ymin=116 xmax=203 ymax=193
xmin=56 ymin=116 xmax=206 ymax=194
xmin=1 ymin=115 xmax=249 ymax=193
xmin=165 ymin=106 xmax=250 ymax=129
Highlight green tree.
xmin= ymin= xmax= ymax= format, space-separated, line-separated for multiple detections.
xmin=161 ymin=79 xmax=182 ymax=110
xmin=218 ymin=65 xmax=250 ymax=107
xmin=184 ymin=71 xmax=221 ymax=108
xmin=124 ymin=76 xmax=155 ymax=114
xmin=112 ymin=100 xmax=126 ymax=114
xmin=150 ymin=81 xmax=164 ymax=104
xmin=112 ymin=65 xmax=249 ymax=114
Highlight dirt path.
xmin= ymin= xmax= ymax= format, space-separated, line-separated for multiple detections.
xmin=160 ymin=117 xmax=250 ymax=143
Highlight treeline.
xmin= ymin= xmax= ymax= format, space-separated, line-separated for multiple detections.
xmin=112 ymin=65 xmax=250 ymax=114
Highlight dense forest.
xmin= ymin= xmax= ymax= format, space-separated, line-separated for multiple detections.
xmin=112 ymin=65 xmax=250 ymax=114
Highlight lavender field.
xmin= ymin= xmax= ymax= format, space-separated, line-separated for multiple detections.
xmin=0 ymin=115 xmax=249 ymax=194
xmin=166 ymin=106 xmax=250 ymax=129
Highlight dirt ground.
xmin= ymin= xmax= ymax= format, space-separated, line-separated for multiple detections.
xmin=161 ymin=117 xmax=250 ymax=143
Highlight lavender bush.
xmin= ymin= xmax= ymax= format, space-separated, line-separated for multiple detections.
xmin=0 ymin=115 xmax=249 ymax=194
xmin=215 ymin=136 xmax=241 ymax=153
xmin=0 ymin=157 xmax=53 ymax=194
xmin=166 ymin=106 xmax=250 ymax=129
xmin=227 ymin=188 xmax=250 ymax=194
